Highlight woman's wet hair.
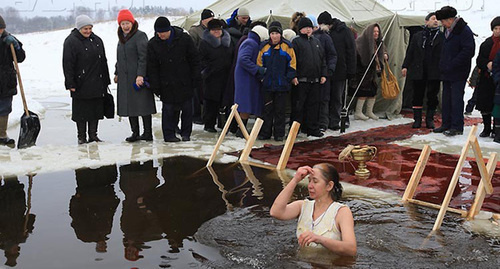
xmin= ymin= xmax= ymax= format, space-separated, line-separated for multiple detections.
xmin=314 ymin=163 xmax=343 ymax=201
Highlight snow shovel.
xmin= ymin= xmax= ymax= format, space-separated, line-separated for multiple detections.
xmin=340 ymin=79 xmax=349 ymax=134
xmin=10 ymin=44 xmax=41 ymax=149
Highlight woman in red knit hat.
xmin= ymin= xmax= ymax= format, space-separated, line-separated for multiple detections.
xmin=114 ymin=9 xmax=156 ymax=142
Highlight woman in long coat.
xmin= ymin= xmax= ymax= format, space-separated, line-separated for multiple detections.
xmin=115 ymin=10 xmax=155 ymax=142
xmin=63 ymin=15 xmax=111 ymax=144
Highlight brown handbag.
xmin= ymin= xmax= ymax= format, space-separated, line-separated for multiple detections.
xmin=380 ymin=58 xmax=400 ymax=99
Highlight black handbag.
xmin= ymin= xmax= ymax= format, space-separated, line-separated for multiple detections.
xmin=103 ymin=88 xmax=115 ymax=119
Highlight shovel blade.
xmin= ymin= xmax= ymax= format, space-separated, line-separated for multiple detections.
xmin=18 ymin=110 xmax=41 ymax=149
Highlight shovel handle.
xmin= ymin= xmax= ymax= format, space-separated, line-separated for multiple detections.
xmin=10 ymin=43 xmax=30 ymax=116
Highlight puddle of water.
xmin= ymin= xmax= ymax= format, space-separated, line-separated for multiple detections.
xmin=0 ymin=156 xmax=499 ymax=268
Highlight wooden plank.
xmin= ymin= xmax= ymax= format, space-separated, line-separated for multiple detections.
xmin=207 ymin=166 xmax=233 ymax=211
xmin=277 ymin=121 xmax=301 ymax=170
xmin=207 ymin=104 xmax=238 ymax=167
xmin=432 ymin=126 xmax=476 ymax=231
xmin=239 ymin=118 xmax=264 ymax=162
xmin=243 ymin=160 xmax=277 ymax=170
xmin=240 ymin=162 xmax=264 ymax=198
xmin=233 ymin=109 xmax=250 ymax=140
xmin=470 ymin=137 xmax=494 ymax=194
xmin=467 ymin=152 xmax=498 ymax=220
xmin=407 ymin=198 xmax=467 ymax=217
xmin=402 ymin=145 xmax=431 ymax=201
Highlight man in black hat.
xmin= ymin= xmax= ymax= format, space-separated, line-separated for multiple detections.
xmin=402 ymin=12 xmax=444 ymax=129
xmin=319 ymin=11 xmax=356 ymax=131
xmin=147 ymin=16 xmax=201 ymax=142
xmin=433 ymin=6 xmax=475 ymax=136
xmin=0 ymin=15 xmax=26 ymax=147
xmin=189 ymin=9 xmax=215 ymax=125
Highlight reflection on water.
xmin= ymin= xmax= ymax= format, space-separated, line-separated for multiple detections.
xmin=0 ymin=156 xmax=499 ymax=268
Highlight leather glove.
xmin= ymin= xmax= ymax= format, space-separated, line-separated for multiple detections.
xmin=3 ymin=35 xmax=20 ymax=50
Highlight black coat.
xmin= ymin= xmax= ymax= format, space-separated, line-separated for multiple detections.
xmin=475 ymin=37 xmax=496 ymax=112
xmin=63 ymin=29 xmax=111 ymax=99
xmin=329 ymin=19 xmax=356 ymax=81
xmin=292 ymin=34 xmax=327 ymax=80
xmin=199 ymin=30 xmax=234 ymax=102
xmin=0 ymin=31 xmax=25 ymax=98
xmin=493 ymin=50 xmax=500 ymax=105
xmin=313 ymin=29 xmax=337 ymax=77
xmin=147 ymin=26 xmax=201 ymax=104
xmin=402 ymin=27 xmax=444 ymax=81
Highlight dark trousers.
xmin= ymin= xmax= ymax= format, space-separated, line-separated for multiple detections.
xmin=261 ymin=91 xmax=287 ymax=138
xmin=203 ymin=99 xmax=220 ymax=128
xmin=193 ymin=87 xmax=203 ymax=121
xmin=318 ymin=78 xmax=331 ymax=128
xmin=442 ymin=80 xmax=466 ymax=131
xmin=329 ymin=80 xmax=345 ymax=127
xmin=412 ymin=79 xmax=440 ymax=110
xmin=291 ymin=82 xmax=321 ymax=134
xmin=161 ymin=99 xmax=192 ymax=139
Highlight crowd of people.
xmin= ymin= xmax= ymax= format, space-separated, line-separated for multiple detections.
xmin=1 ymin=6 xmax=500 ymax=146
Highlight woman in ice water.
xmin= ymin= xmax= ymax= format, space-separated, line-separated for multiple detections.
xmin=270 ymin=163 xmax=356 ymax=256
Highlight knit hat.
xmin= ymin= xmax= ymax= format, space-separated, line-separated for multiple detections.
xmin=207 ymin=19 xmax=224 ymax=30
xmin=307 ymin=15 xmax=318 ymax=27
xmin=298 ymin=17 xmax=313 ymax=31
xmin=251 ymin=25 xmax=269 ymax=42
xmin=237 ymin=7 xmax=250 ymax=17
xmin=283 ymin=29 xmax=297 ymax=41
xmin=75 ymin=15 xmax=93 ymax=30
xmin=435 ymin=6 xmax=457 ymax=20
xmin=317 ymin=11 xmax=333 ymax=25
xmin=117 ymin=9 xmax=135 ymax=24
xmin=201 ymin=9 xmax=214 ymax=20
xmin=268 ymin=21 xmax=282 ymax=35
xmin=425 ymin=12 xmax=436 ymax=21
xmin=0 ymin=15 xmax=6 ymax=29
xmin=154 ymin=16 xmax=171 ymax=33
xmin=491 ymin=16 xmax=500 ymax=31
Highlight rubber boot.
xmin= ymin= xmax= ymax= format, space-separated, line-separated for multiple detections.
xmin=425 ymin=109 xmax=435 ymax=129
xmin=365 ymin=98 xmax=379 ymax=120
xmin=412 ymin=108 xmax=422 ymax=128
xmin=126 ymin=116 xmax=140 ymax=142
xmin=354 ymin=99 xmax=369 ymax=120
xmin=479 ymin=113 xmax=492 ymax=138
xmin=76 ymin=121 xmax=87 ymax=144
xmin=88 ymin=120 xmax=103 ymax=142
xmin=0 ymin=115 xmax=15 ymax=146
xmin=235 ymin=118 xmax=248 ymax=138
xmin=494 ymin=118 xmax=500 ymax=143
xmin=139 ymin=115 xmax=153 ymax=141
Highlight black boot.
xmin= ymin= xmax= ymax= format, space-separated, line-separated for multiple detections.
xmin=126 ymin=117 xmax=140 ymax=142
xmin=235 ymin=118 xmax=248 ymax=138
xmin=494 ymin=119 xmax=500 ymax=143
xmin=0 ymin=115 xmax=15 ymax=147
xmin=139 ymin=115 xmax=153 ymax=141
xmin=425 ymin=109 xmax=435 ymax=129
xmin=479 ymin=113 xmax=492 ymax=138
xmin=412 ymin=108 xmax=422 ymax=128
xmin=88 ymin=120 xmax=103 ymax=142
xmin=76 ymin=121 xmax=87 ymax=144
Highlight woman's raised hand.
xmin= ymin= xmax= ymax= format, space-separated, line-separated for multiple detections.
xmin=293 ymin=166 xmax=313 ymax=183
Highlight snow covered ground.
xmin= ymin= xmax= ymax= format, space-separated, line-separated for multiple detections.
xmin=1 ymin=4 xmax=499 ymax=177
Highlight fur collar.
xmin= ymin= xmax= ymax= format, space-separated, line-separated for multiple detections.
xmin=202 ymin=29 xmax=231 ymax=48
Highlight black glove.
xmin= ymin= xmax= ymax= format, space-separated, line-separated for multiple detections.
xmin=3 ymin=35 xmax=20 ymax=50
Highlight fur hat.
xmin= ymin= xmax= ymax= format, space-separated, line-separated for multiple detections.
xmin=207 ymin=19 xmax=224 ymax=30
xmin=201 ymin=9 xmax=214 ymax=20
xmin=491 ymin=16 xmax=500 ymax=31
xmin=317 ymin=11 xmax=333 ymax=25
xmin=298 ymin=17 xmax=313 ymax=31
xmin=268 ymin=21 xmax=282 ymax=35
xmin=237 ymin=7 xmax=250 ymax=17
xmin=75 ymin=15 xmax=93 ymax=30
xmin=0 ymin=15 xmax=6 ymax=29
xmin=154 ymin=16 xmax=171 ymax=33
xmin=435 ymin=6 xmax=457 ymax=20
xmin=117 ymin=9 xmax=135 ymax=24
xmin=251 ymin=25 xmax=269 ymax=42
xmin=283 ymin=29 xmax=296 ymax=41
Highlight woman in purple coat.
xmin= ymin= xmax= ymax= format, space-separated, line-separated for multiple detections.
xmin=233 ymin=25 xmax=268 ymax=137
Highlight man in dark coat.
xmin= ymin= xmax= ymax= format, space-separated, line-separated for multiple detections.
xmin=189 ymin=8 xmax=215 ymax=125
xmin=0 ymin=15 xmax=26 ymax=147
xmin=291 ymin=17 xmax=328 ymax=137
xmin=147 ymin=17 xmax=201 ymax=142
xmin=321 ymin=12 xmax=356 ymax=130
xmin=433 ymin=6 xmax=475 ymax=136
xmin=402 ymin=12 xmax=444 ymax=129
xmin=226 ymin=7 xmax=252 ymax=46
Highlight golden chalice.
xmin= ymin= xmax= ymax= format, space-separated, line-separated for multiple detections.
xmin=339 ymin=145 xmax=377 ymax=179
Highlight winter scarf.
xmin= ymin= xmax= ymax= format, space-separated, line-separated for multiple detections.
xmin=118 ymin=21 xmax=138 ymax=43
xmin=489 ymin=35 xmax=500 ymax=61
xmin=422 ymin=26 xmax=440 ymax=49
xmin=356 ymin=23 xmax=385 ymax=67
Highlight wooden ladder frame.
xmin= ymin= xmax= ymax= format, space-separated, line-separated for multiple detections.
xmin=402 ymin=125 xmax=498 ymax=231
xmin=207 ymin=104 xmax=300 ymax=170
